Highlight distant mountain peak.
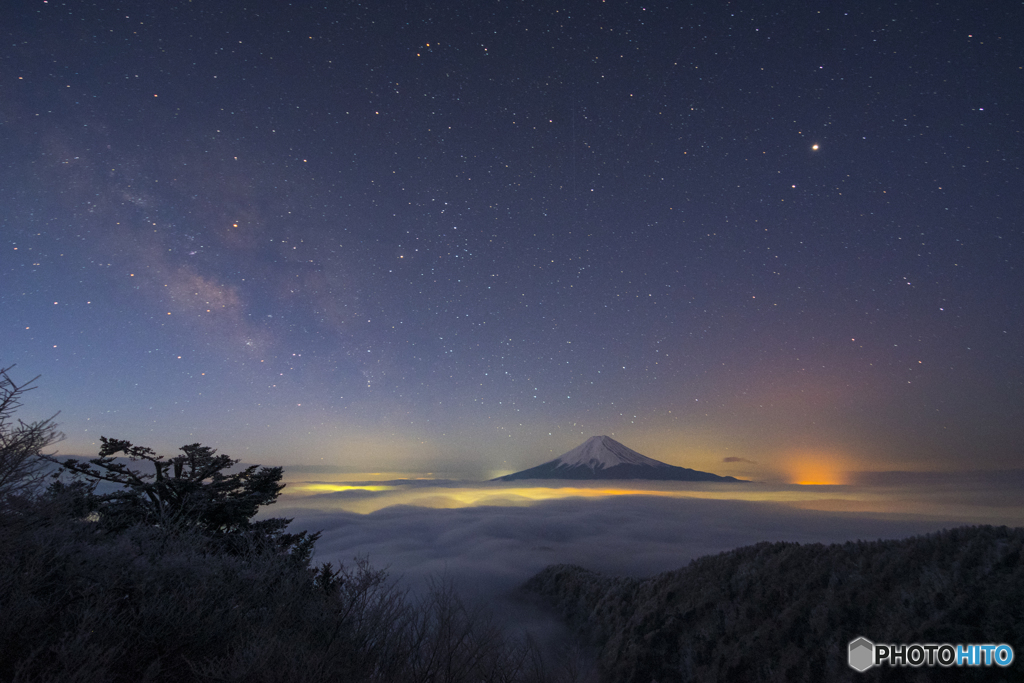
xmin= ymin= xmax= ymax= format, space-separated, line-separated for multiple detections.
xmin=495 ymin=435 xmax=743 ymax=482
xmin=553 ymin=435 xmax=669 ymax=471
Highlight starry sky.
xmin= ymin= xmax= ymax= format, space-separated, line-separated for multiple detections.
xmin=2 ymin=1 xmax=1021 ymax=481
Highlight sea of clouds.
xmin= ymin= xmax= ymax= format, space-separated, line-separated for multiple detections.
xmin=273 ymin=483 xmax=1015 ymax=646
xmin=282 ymin=495 xmax=960 ymax=600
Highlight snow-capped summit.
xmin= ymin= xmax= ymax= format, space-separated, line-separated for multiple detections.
xmin=494 ymin=435 xmax=743 ymax=482
xmin=551 ymin=435 xmax=669 ymax=470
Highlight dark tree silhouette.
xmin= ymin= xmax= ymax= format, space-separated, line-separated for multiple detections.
xmin=52 ymin=436 xmax=317 ymax=560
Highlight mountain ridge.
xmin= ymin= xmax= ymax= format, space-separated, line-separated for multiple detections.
xmin=524 ymin=525 xmax=1024 ymax=683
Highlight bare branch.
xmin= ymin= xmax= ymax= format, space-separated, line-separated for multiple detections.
xmin=0 ymin=365 xmax=64 ymax=501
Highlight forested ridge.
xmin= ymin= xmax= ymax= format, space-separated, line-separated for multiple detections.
xmin=525 ymin=526 xmax=1024 ymax=683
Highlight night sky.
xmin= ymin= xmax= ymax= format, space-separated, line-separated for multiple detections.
xmin=3 ymin=1 xmax=1021 ymax=481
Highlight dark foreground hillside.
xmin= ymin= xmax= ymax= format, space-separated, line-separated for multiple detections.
xmin=0 ymin=496 xmax=556 ymax=683
xmin=524 ymin=526 xmax=1024 ymax=683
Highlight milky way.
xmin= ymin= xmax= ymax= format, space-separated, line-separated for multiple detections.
xmin=2 ymin=1 xmax=1021 ymax=479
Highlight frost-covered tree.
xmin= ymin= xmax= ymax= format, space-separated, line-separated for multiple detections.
xmin=0 ymin=365 xmax=63 ymax=502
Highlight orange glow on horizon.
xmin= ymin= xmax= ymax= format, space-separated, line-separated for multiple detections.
xmin=783 ymin=449 xmax=851 ymax=486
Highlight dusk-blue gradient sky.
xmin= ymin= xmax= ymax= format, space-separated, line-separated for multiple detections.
xmin=3 ymin=1 xmax=1021 ymax=481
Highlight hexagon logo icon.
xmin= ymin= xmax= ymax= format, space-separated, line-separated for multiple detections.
xmin=848 ymin=637 xmax=875 ymax=672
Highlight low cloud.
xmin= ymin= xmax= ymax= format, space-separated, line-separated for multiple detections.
xmin=267 ymin=474 xmax=1024 ymax=642
xmin=277 ymin=495 xmax=961 ymax=608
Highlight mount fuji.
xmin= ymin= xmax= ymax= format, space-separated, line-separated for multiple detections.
xmin=494 ymin=436 xmax=744 ymax=482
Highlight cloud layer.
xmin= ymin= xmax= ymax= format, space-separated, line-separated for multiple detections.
xmin=276 ymin=493 xmax=973 ymax=628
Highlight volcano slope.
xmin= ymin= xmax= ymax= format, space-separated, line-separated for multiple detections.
xmin=495 ymin=435 xmax=742 ymax=482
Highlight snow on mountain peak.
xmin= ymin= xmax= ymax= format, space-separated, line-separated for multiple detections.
xmin=493 ymin=435 xmax=743 ymax=481
xmin=554 ymin=435 xmax=669 ymax=471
